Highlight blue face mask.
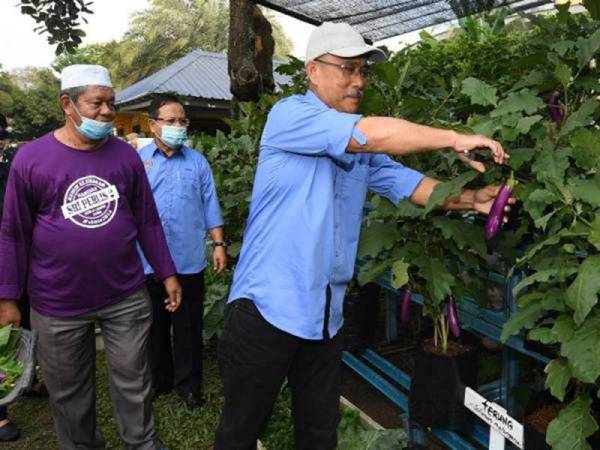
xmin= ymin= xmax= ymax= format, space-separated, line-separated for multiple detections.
xmin=70 ymin=100 xmax=114 ymax=141
xmin=159 ymin=125 xmax=188 ymax=149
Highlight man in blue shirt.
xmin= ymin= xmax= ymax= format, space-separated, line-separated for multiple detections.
xmin=138 ymin=94 xmax=226 ymax=412
xmin=214 ymin=22 xmax=512 ymax=450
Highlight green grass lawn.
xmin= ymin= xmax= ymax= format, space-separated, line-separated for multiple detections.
xmin=4 ymin=342 xmax=224 ymax=449
xmin=4 ymin=341 xmax=406 ymax=449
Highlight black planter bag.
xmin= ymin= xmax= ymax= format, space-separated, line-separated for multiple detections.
xmin=342 ymin=283 xmax=380 ymax=353
xmin=409 ymin=343 xmax=479 ymax=429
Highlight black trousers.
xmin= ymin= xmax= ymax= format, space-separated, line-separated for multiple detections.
xmin=146 ymin=272 xmax=204 ymax=397
xmin=215 ymin=299 xmax=343 ymax=450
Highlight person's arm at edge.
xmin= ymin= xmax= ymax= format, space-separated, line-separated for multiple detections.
xmin=350 ymin=117 xmax=508 ymax=171
xmin=132 ymin=158 xmax=182 ymax=312
xmin=0 ymin=164 xmax=34 ymax=326
xmin=410 ymin=176 xmax=515 ymax=217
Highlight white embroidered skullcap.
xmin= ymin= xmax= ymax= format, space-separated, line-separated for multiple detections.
xmin=61 ymin=64 xmax=113 ymax=90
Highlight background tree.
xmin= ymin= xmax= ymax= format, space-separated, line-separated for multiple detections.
xmin=0 ymin=68 xmax=16 ymax=118
xmin=18 ymin=0 xmax=93 ymax=55
xmin=51 ymin=42 xmax=118 ymax=72
xmin=8 ymin=68 xmax=63 ymax=140
xmin=106 ymin=0 xmax=292 ymax=89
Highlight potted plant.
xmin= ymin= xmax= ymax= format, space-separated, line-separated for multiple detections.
xmin=343 ymin=281 xmax=381 ymax=353
xmin=358 ymin=178 xmax=489 ymax=429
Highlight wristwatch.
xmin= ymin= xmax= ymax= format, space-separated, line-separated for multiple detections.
xmin=212 ymin=241 xmax=227 ymax=248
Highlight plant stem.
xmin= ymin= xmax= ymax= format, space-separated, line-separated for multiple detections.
xmin=440 ymin=315 xmax=449 ymax=354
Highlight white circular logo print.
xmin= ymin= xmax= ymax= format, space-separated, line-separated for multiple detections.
xmin=61 ymin=175 xmax=120 ymax=229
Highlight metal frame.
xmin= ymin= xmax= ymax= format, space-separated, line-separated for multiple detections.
xmin=343 ymin=268 xmax=549 ymax=448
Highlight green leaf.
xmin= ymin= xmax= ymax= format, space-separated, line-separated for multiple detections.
xmin=424 ymin=171 xmax=478 ymax=214
xmin=566 ymin=255 xmax=600 ymax=325
xmin=500 ymin=113 xmax=521 ymax=128
xmin=420 ymin=258 xmax=455 ymax=304
xmin=532 ymin=144 xmax=570 ymax=181
xmin=470 ymin=116 xmax=500 ymax=136
xmin=588 ymin=214 xmax=600 ymax=250
xmin=461 ymin=77 xmax=497 ymax=107
xmin=357 ymin=259 xmax=392 ymax=286
xmin=545 ymin=358 xmax=571 ymax=402
xmin=512 ymin=70 xmax=548 ymax=90
xmin=552 ymin=40 xmax=575 ymax=57
xmin=516 ymin=115 xmax=542 ymax=135
xmin=491 ymin=89 xmax=545 ymax=117
xmin=571 ymin=128 xmax=600 ymax=170
xmin=396 ymin=198 xmax=425 ymax=218
xmin=500 ymin=126 xmax=519 ymax=142
xmin=516 ymin=234 xmax=561 ymax=267
xmin=501 ymin=296 xmax=561 ymax=342
xmin=522 ymin=186 xmax=556 ymax=220
xmin=554 ymin=63 xmax=572 ymax=86
xmin=391 ymin=259 xmax=410 ymax=289
xmin=507 ymin=148 xmax=535 ymax=170
xmin=569 ymin=175 xmax=600 ymax=208
xmin=560 ymin=98 xmax=599 ymax=137
xmin=576 ymin=28 xmax=600 ymax=70
xmin=513 ymin=268 xmax=577 ymax=297
xmin=357 ymin=223 xmax=397 ymax=258
xmin=547 ymin=395 xmax=598 ymax=450
xmin=432 ymin=217 xmax=486 ymax=255
xmin=553 ymin=314 xmax=576 ymax=342
xmin=0 ymin=325 xmax=12 ymax=348
xmin=534 ymin=210 xmax=556 ymax=231
xmin=528 ymin=327 xmax=557 ymax=344
xmin=562 ymin=311 xmax=600 ymax=383
xmin=360 ymin=88 xmax=386 ymax=116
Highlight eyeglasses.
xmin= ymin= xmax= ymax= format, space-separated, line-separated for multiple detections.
xmin=314 ymin=58 xmax=370 ymax=79
xmin=153 ymin=117 xmax=190 ymax=127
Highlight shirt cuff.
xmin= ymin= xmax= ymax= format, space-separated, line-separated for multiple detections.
xmin=0 ymin=285 xmax=21 ymax=301
xmin=327 ymin=112 xmax=362 ymax=166
xmin=206 ymin=219 xmax=224 ymax=230
xmin=352 ymin=127 xmax=367 ymax=146
xmin=390 ymin=171 xmax=426 ymax=205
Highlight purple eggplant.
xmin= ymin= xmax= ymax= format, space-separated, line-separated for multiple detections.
xmin=485 ymin=173 xmax=516 ymax=240
xmin=0 ymin=372 xmax=5 ymax=384
xmin=400 ymin=289 xmax=411 ymax=323
xmin=447 ymin=296 xmax=461 ymax=338
xmin=547 ymin=91 xmax=563 ymax=124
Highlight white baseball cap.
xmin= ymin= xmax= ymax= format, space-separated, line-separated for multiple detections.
xmin=306 ymin=22 xmax=387 ymax=63
xmin=61 ymin=64 xmax=113 ymax=90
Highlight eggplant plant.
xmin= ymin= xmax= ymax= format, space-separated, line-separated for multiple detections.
xmin=358 ymin=3 xmax=600 ymax=448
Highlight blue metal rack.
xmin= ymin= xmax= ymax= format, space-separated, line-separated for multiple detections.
xmin=342 ymin=269 xmax=550 ymax=449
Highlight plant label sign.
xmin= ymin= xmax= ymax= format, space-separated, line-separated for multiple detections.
xmin=464 ymin=387 xmax=524 ymax=449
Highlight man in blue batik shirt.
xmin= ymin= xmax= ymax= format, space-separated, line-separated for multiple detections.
xmin=138 ymin=94 xmax=226 ymax=412
xmin=214 ymin=22 xmax=514 ymax=450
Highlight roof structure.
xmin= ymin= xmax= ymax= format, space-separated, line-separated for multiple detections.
xmin=256 ymin=0 xmax=555 ymax=42
xmin=116 ymin=50 xmax=290 ymax=108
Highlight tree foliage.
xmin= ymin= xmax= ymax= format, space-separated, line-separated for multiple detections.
xmin=51 ymin=42 xmax=118 ymax=72
xmin=4 ymin=68 xmax=63 ymax=140
xmin=104 ymin=0 xmax=292 ymax=89
xmin=18 ymin=0 xmax=93 ymax=55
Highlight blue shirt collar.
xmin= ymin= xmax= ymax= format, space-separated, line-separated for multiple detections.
xmin=150 ymin=139 xmax=186 ymax=158
xmin=305 ymin=89 xmax=329 ymax=109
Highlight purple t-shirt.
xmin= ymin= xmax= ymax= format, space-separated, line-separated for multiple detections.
xmin=0 ymin=132 xmax=176 ymax=317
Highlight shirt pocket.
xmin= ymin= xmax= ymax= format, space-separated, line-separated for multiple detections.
xmin=341 ymin=165 xmax=369 ymax=217
xmin=176 ymin=170 xmax=199 ymax=200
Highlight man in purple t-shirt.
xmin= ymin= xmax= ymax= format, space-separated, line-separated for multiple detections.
xmin=0 ymin=64 xmax=181 ymax=450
